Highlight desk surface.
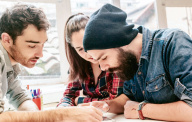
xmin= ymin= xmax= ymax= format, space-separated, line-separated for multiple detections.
xmin=103 ymin=113 xmax=165 ymax=122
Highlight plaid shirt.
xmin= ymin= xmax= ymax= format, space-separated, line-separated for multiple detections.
xmin=57 ymin=71 xmax=124 ymax=107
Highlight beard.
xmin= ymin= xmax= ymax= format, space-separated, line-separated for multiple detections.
xmin=10 ymin=45 xmax=38 ymax=68
xmin=108 ymin=48 xmax=138 ymax=81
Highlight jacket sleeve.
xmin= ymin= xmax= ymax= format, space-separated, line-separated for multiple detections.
xmin=165 ymin=30 xmax=192 ymax=107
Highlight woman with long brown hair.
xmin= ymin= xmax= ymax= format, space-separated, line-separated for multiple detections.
xmin=57 ymin=13 xmax=124 ymax=107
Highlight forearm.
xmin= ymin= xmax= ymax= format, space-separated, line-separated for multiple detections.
xmin=108 ymin=94 xmax=129 ymax=114
xmin=143 ymin=101 xmax=192 ymax=121
xmin=0 ymin=108 xmax=69 ymax=122
xmin=0 ymin=111 xmax=44 ymax=122
xmin=18 ymin=100 xmax=38 ymax=111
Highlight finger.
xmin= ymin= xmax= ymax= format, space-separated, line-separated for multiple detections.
xmin=102 ymin=103 xmax=110 ymax=112
xmin=91 ymin=108 xmax=103 ymax=121
xmin=92 ymin=106 xmax=103 ymax=116
xmin=91 ymin=101 xmax=104 ymax=107
xmin=90 ymin=102 xmax=106 ymax=112
xmin=94 ymin=101 xmax=108 ymax=110
xmin=89 ymin=115 xmax=102 ymax=122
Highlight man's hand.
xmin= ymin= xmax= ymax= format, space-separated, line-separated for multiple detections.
xmin=78 ymin=101 xmax=109 ymax=112
xmin=124 ymin=100 xmax=139 ymax=119
xmin=59 ymin=106 xmax=103 ymax=122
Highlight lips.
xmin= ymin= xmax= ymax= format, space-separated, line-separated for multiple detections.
xmin=30 ymin=59 xmax=38 ymax=63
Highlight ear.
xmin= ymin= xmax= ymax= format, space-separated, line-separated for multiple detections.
xmin=1 ymin=33 xmax=13 ymax=46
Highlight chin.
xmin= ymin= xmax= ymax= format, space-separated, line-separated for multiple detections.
xmin=113 ymin=71 xmax=119 ymax=73
xmin=28 ymin=66 xmax=35 ymax=68
xmin=92 ymin=61 xmax=98 ymax=64
xmin=23 ymin=64 xmax=36 ymax=68
xmin=90 ymin=60 xmax=98 ymax=64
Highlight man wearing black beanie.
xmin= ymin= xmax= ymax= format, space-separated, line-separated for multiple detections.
xmin=82 ymin=3 xmax=192 ymax=121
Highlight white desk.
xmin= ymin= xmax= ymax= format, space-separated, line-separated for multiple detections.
xmin=103 ymin=113 xmax=166 ymax=122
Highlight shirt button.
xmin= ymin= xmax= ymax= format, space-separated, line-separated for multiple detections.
xmin=138 ymin=71 xmax=142 ymax=75
xmin=142 ymin=90 xmax=145 ymax=95
xmin=155 ymin=85 xmax=158 ymax=90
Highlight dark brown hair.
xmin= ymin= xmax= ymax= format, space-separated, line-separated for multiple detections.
xmin=65 ymin=13 xmax=90 ymax=81
xmin=0 ymin=3 xmax=50 ymax=43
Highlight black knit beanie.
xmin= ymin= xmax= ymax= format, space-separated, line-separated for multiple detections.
xmin=83 ymin=3 xmax=139 ymax=52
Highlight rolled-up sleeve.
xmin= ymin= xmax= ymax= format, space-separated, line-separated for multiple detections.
xmin=6 ymin=78 xmax=31 ymax=109
xmin=123 ymin=80 xmax=135 ymax=101
xmin=0 ymin=100 xmax=4 ymax=114
xmin=57 ymin=80 xmax=82 ymax=107
xmin=165 ymin=30 xmax=192 ymax=107
xmin=174 ymin=78 xmax=192 ymax=107
xmin=0 ymin=95 xmax=4 ymax=114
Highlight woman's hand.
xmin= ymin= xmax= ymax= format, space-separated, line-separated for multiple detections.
xmin=78 ymin=101 xmax=110 ymax=112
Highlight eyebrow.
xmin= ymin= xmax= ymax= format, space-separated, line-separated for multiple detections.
xmin=75 ymin=46 xmax=83 ymax=49
xmin=25 ymin=39 xmax=48 ymax=44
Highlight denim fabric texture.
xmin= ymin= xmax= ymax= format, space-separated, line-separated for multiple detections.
xmin=123 ymin=26 xmax=192 ymax=106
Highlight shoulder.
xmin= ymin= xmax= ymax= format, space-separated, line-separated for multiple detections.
xmin=152 ymin=28 xmax=192 ymax=49
xmin=153 ymin=28 xmax=183 ymax=40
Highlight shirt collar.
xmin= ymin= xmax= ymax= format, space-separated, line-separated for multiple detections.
xmin=137 ymin=26 xmax=155 ymax=64
xmin=0 ymin=43 xmax=21 ymax=74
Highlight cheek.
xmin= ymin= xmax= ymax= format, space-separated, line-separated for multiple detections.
xmin=77 ymin=52 xmax=86 ymax=59
xmin=114 ymin=58 xmax=119 ymax=65
xmin=21 ymin=49 xmax=35 ymax=58
xmin=107 ymin=58 xmax=118 ymax=67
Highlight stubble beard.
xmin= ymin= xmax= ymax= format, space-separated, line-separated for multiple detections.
xmin=10 ymin=45 xmax=34 ymax=68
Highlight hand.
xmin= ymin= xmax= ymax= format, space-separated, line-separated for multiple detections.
xmin=78 ymin=101 xmax=110 ymax=112
xmin=59 ymin=106 xmax=103 ymax=122
xmin=124 ymin=100 xmax=139 ymax=119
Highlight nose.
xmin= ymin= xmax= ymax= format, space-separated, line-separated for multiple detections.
xmin=35 ymin=47 xmax=43 ymax=58
xmin=99 ymin=63 xmax=110 ymax=71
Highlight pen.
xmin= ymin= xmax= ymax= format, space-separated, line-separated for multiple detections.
xmin=30 ymin=89 xmax=34 ymax=98
xmin=33 ymin=89 xmax=37 ymax=99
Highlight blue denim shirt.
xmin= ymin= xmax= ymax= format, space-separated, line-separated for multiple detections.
xmin=123 ymin=26 xmax=192 ymax=107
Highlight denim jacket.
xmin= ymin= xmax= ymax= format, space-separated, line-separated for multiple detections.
xmin=123 ymin=26 xmax=192 ymax=107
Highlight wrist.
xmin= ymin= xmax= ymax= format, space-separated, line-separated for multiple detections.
xmin=137 ymin=100 xmax=148 ymax=120
xmin=77 ymin=97 xmax=85 ymax=105
xmin=75 ymin=97 xmax=79 ymax=105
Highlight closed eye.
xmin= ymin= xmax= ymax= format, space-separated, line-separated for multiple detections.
xmin=29 ymin=45 xmax=36 ymax=48
xmin=102 ymin=56 xmax=107 ymax=60
xmin=78 ymin=48 xmax=84 ymax=52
